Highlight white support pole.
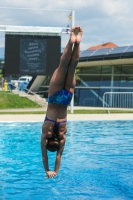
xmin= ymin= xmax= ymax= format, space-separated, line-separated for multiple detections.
xmin=71 ymin=10 xmax=75 ymax=28
xmin=110 ymin=66 xmax=114 ymax=107
xmin=70 ymin=10 xmax=75 ymax=114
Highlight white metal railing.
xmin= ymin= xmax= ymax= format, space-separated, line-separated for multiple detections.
xmin=25 ymin=88 xmax=48 ymax=104
xmin=103 ymin=92 xmax=133 ymax=109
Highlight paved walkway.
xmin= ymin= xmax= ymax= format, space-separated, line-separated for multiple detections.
xmin=0 ymin=107 xmax=47 ymax=112
xmin=0 ymin=106 xmax=133 ymax=113
xmin=1 ymin=106 xmax=133 ymax=121
xmin=1 ymin=113 xmax=133 ymax=122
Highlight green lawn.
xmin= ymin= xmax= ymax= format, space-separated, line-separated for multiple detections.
xmin=0 ymin=91 xmax=133 ymax=114
xmin=0 ymin=91 xmax=41 ymax=109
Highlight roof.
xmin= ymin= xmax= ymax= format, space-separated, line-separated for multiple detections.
xmin=79 ymin=45 xmax=133 ymax=62
xmin=88 ymin=42 xmax=118 ymax=50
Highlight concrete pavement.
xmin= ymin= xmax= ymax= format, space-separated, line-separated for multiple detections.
xmin=0 ymin=106 xmax=133 ymax=121
xmin=0 ymin=113 xmax=133 ymax=122
xmin=0 ymin=106 xmax=133 ymax=113
xmin=0 ymin=106 xmax=106 ymax=112
xmin=0 ymin=107 xmax=47 ymax=112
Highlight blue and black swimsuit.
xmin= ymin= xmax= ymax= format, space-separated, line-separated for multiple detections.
xmin=48 ymin=88 xmax=72 ymax=106
xmin=44 ymin=88 xmax=72 ymax=137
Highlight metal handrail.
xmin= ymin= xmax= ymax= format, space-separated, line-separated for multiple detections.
xmin=15 ymin=88 xmax=47 ymax=105
xmin=103 ymin=92 xmax=133 ymax=113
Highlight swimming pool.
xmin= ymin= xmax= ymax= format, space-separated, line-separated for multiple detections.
xmin=0 ymin=121 xmax=133 ymax=200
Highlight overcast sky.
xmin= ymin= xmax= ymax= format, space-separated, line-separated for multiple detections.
xmin=0 ymin=0 xmax=133 ymax=51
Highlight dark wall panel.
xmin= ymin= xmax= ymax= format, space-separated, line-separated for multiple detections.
xmin=5 ymin=35 xmax=61 ymax=76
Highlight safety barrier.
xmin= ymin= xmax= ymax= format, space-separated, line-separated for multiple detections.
xmin=103 ymin=92 xmax=133 ymax=109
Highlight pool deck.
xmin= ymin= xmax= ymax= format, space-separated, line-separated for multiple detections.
xmin=0 ymin=106 xmax=133 ymax=121
xmin=0 ymin=113 xmax=133 ymax=122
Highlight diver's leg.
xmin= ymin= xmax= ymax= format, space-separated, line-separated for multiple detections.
xmin=48 ymin=27 xmax=78 ymax=97
xmin=64 ymin=27 xmax=83 ymax=93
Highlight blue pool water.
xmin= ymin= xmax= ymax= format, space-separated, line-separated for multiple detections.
xmin=0 ymin=120 xmax=133 ymax=200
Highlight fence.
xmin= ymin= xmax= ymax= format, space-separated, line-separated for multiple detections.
xmin=103 ymin=92 xmax=133 ymax=109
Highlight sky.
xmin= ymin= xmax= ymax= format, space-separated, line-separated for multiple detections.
xmin=0 ymin=0 xmax=133 ymax=53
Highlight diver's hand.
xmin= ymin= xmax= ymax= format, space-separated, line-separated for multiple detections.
xmin=46 ymin=171 xmax=57 ymax=178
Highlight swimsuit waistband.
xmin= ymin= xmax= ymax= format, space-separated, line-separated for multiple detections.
xmin=44 ymin=115 xmax=67 ymax=128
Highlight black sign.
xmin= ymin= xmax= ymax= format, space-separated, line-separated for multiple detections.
xmin=20 ymin=39 xmax=46 ymax=74
xmin=5 ymin=35 xmax=61 ymax=76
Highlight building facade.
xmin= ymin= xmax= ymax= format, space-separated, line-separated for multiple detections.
xmin=39 ymin=44 xmax=133 ymax=107
xmin=1 ymin=40 xmax=133 ymax=107
xmin=75 ymin=45 xmax=133 ymax=107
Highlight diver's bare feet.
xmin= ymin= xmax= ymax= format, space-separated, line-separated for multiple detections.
xmin=70 ymin=26 xmax=83 ymax=43
xmin=76 ymin=27 xmax=83 ymax=43
xmin=70 ymin=27 xmax=76 ymax=43
xmin=70 ymin=26 xmax=80 ymax=43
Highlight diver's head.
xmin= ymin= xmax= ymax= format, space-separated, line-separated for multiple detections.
xmin=46 ymin=123 xmax=60 ymax=152
xmin=46 ymin=138 xmax=60 ymax=152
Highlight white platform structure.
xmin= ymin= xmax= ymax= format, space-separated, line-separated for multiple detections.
xmin=0 ymin=25 xmax=71 ymax=35
xmin=0 ymin=9 xmax=75 ymax=113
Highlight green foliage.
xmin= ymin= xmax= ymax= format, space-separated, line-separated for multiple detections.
xmin=0 ymin=69 xmax=3 ymax=78
xmin=75 ymin=68 xmax=81 ymax=74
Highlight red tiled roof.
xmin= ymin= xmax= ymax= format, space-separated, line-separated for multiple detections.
xmin=88 ymin=42 xmax=118 ymax=50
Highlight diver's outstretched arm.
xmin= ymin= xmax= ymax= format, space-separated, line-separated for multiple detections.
xmin=54 ymin=136 xmax=66 ymax=174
